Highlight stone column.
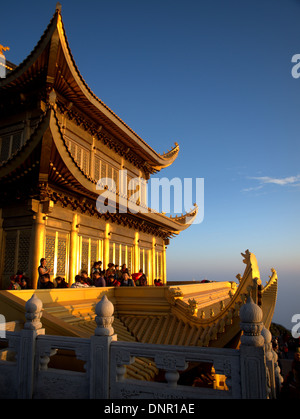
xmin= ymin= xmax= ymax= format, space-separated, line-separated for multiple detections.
xmin=239 ymin=295 xmax=268 ymax=399
xmin=90 ymin=295 xmax=117 ymax=399
xmin=17 ymin=294 xmax=45 ymax=399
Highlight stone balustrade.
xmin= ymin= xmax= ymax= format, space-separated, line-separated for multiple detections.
xmin=0 ymin=293 xmax=282 ymax=399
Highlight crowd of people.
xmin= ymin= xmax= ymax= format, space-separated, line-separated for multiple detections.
xmin=67 ymin=261 xmax=142 ymax=289
xmin=7 ymin=270 xmax=30 ymax=290
xmin=7 ymin=258 xmax=164 ymax=290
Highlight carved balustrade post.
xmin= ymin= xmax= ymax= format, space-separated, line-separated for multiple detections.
xmin=239 ymin=296 xmax=268 ymax=399
xmin=90 ymin=295 xmax=117 ymax=399
xmin=261 ymin=326 xmax=275 ymax=399
xmin=17 ymin=294 xmax=45 ymax=399
xmin=155 ymin=353 xmax=188 ymax=387
xmin=271 ymin=340 xmax=284 ymax=398
xmin=114 ymin=349 xmax=135 ymax=383
xmin=262 ymin=325 xmax=283 ymax=399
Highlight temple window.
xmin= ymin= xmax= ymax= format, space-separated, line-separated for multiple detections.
xmin=3 ymin=228 xmax=31 ymax=279
xmin=109 ymin=242 xmax=133 ymax=273
xmin=94 ymin=156 xmax=120 ymax=193
xmin=45 ymin=230 xmax=69 ymax=279
xmin=0 ymin=130 xmax=24 ymax=163
xmin=66 ymin=137 xmax=90 ymax=176
xmin=139 ymin=248 xmax=150 ymax=276
xmin=78 ymin=236 xmax=103 ymax=277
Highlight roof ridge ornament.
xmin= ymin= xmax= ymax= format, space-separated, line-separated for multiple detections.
xmin=0 ymin=45 xmax=10 ymax=58
xmin=160 ymin=142 xmax=180 ymax=159
xmin=56 ymin=2 xmax=62 ymax=13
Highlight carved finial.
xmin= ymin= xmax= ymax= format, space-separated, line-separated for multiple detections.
xmin=240 ymin=295 xmax=264 ymax=347
xmin=269 ymin=267 xmax=277 ymax=280
xmin=241 ymin=249 xmax=251 ymax=264
xmin=236 ymin=273 xmax=242 ymax=282
xmin=56 ymin=2 xmax=62 ymax=12
xmin=24 ymin=294 xmax=43 ymax=331
xmin=94 ymin=295 xmax=114 ymax=336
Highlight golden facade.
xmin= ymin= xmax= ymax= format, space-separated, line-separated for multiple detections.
xmin=0 ymin=5 xmax=197 ymax=289
xmin=0 ymin=8 xmax=279 ymax=391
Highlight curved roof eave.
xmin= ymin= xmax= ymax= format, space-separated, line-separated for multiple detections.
xmin=141 ymin=205 xmax=199 ymax=232
xmin=0 ymin=110 xmax=51 ymax=180
xmin=0 ymin=7 xmax=179 ymax=171
xmin=0 ymin=13 xmax=58 ymax=89
xmin=49 ymin=106 xmax=195 ymax=231
xmin=55 ymin=9 xmax=179 ymax=170
xmin=49 ymin=107 xmax=98 ymax=195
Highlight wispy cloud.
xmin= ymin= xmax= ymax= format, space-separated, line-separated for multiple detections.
xmin=242 ymin=185 xmax=264 ymax=192
xmin=242 ymin=174 xmax=300 ymax=192
xmin=250 ymin=175 xmax=300 ymax=186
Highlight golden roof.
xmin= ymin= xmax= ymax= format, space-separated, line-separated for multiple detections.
xmin=0 ymin=5 xmax=198 ymax=233
xmin=0 ymin=5 xmax=179 ymax=173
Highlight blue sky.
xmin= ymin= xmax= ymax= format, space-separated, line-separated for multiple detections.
xmin=1 ymin=0 xmax=300 ymax=329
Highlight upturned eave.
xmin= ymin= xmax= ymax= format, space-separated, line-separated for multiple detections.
xmin=0 ymin=5 xmax=179 ymax=173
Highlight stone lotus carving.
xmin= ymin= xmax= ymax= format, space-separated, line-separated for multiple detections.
xmin=240 ymin=296 xmax=264 ymax=347
xmin=24 ymin=294 xmax=43 ymax=331
xmin=95 ymin=295 xmax=114 ymax=336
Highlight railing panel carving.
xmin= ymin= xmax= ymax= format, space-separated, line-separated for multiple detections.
xmin=110 ymin=341 xmax=241 ymax=399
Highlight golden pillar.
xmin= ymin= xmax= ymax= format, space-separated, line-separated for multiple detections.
xmin=147 ymin=248 xmax=152 ymax=286
xmin=162 ymin=243 xmax=167 ymax=284
xmin=31 ymin=203 xmax=46 ymax=289
xmin=104 ymin=223 xmax=110 ymax=269
xmin=69 ymin=213 xmax=78 ymax=285
xmin=150 ymin=237 xmax=156 ymax=286
xmin=134 ymin=232 xmax=139 ymax=274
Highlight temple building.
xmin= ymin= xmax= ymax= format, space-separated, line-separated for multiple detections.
xmin=0 ymin=4 xmax=197 ymax=289
xmin=0 ymin=7 xmax=280 ymax=393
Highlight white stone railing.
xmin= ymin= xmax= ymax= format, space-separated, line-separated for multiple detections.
xmin=110 ymin=341 xmax=241 ymax=399
xmin=0 ymin=293 xmax=282 ymax=399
